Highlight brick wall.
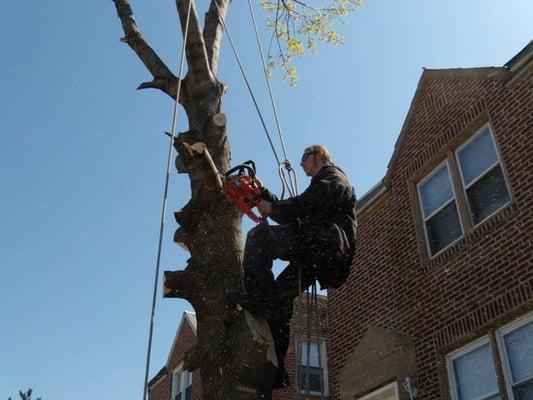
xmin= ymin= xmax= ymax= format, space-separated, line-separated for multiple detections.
xmin=328 ymin=62 xmax=532 ymax=399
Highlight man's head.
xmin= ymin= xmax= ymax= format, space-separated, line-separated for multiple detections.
xmin=300 ymin=145 xmax=332 ymax=176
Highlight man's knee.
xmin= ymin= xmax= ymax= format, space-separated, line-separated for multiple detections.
xmin=246 ymin=223 xmax=270 ymax=248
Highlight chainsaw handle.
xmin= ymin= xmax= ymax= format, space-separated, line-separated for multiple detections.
xmin=225 ymin=160 xmax=256 ymax=178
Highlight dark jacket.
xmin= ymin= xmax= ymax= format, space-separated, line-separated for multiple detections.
xmin=263 ymin=165 xmax=357 ymax=288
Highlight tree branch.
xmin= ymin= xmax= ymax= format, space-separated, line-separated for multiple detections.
xmin=176 ymin=0 xmax=214 ymax=83
xmin=203 ymin=0 xmax=230 ymax=75
xmin=113 ymin=0 xmax=182 ymax=100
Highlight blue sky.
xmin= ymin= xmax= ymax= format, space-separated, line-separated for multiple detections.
xmin=0 ymin=0 xmax=531 ymax=399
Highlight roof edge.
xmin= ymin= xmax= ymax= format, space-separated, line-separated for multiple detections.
xmin=504 ymin=40 xmax=533 ymax=71
xmin=148 ymin=366 xmax=168 ymax=389
xmin=356 ymin=179 xmax=388 ymax=215
xmin=165 ymin=311 xmax=197 ymax=369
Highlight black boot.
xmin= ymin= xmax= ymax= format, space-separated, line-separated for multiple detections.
xmin=237 ymin=295 xmax=270 ymax=319
xmin=273 ymin=366 xmax=290 ymax=389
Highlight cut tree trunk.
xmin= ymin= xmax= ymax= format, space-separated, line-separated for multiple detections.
xmin=112 ymin=0 xmax=279 ymax=398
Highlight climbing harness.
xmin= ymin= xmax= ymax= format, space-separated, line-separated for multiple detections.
xmin=225 ymin=161 xmax=264 ymax=223
xmin=142 ymin=2 xmax=192 ymax=400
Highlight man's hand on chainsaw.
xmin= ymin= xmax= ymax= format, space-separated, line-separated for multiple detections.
xmin=257 ymin=200 xmax=272 ymax=217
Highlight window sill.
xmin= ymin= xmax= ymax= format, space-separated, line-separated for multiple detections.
xmin=424 ymin=202 xmax=517 ymax=272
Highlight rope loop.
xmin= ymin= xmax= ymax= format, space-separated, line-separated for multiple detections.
xmin=282 ymin=158 xmax=294 ymax=172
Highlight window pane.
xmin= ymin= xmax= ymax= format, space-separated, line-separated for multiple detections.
xmin=458 ymin=127 xmax=498 ymax=186
xmin=185 ymin=386 xmax=193 ymax=400
xmin=299 ymin=366 xmax=323 ymax=393
xmin=299 ymin=342 xmax=320 ymax=367
xmin=503 ymin=321 xmax=533 ymax=384
xmin=513 ymin=380 xmax=533 ymax=400
xmin=466 ymin=165 xmax=510 ymax=225
xmin=419 ymin=164 xmax=454 ymax=218
xmin=184 ymin=371 xmax=192 ymax=387
xmin=173 ymin=372 xmax=182 ymax=394
xmin=426 ymin=201 xmax=462 ymax=255
xmin=452 ymin=342 xmax=499 ymax=400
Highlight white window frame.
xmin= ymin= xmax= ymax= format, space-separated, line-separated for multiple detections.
xmin=417 ymin=160 xmax=464 ymax=258
xmin=496 ymin=312 xmax=533 ymax=400
xmin=446 ymin=335 xmax=500 ymax=400
xmin=170 ymin=365 xmax=192 ymax=400
xmin=454 ymin=124 xmax=511 ymax=227
xmin=358 ymin=382 xmax=399 ymax=400
xmin=297 ymin=339 xmax=329 ymax=396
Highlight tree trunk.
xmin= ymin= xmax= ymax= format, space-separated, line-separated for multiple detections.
xmin=112 ymin=0 xmax=278 ymax=398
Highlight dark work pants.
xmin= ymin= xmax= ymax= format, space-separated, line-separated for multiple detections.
xmin=243 ymin=222 xmax=316 ymax=370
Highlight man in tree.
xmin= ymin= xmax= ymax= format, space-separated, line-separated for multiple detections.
xmin=241 ymin=144 xmax=357 ymax=386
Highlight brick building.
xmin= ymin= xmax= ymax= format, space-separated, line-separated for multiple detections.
xmin=149 ymin=294 xmax=330 ymax=400
xmin=328 ymin=42 xmax=532 ymax=400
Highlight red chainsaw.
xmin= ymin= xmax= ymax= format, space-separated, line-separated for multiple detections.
xmin=224 ymin=160 xmax=264 ymax=223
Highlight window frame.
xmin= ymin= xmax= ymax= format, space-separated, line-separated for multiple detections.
xmin=358 ymin=382 xmax=399 ymax=400
xmin=454 ymin=124 xmax=512 ymax=228
xmin=413 ymin=122 xmax=513 ymax=260
xmin=496 ymin=312 xmax=533 ymax=400
xmin=444 ymin=312 xmax=533 ymax=400
xmin=171 ymin=365 xmax=192 ymax=400
xmin=296 ymin=339 xmax=329 ymax=396
xmin=445 ymin=335 xmax=500 ymax=400
xmin=417 ymin=159 xmax=464 ymax=258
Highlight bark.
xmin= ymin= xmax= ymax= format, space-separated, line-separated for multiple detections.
xmin=203 ymin=0 xmax=231 ymax=75
xmin=113 ymin=1 xmax=278 ymax=398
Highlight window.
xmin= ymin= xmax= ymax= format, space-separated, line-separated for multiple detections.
xmin=447 ymin=337 xmax=500 ymax=400
xmin=358 ymin=382 xmax=399 ymax=400
xmin=456 ymin=126 xmax=511 ymax=226
xmin=446 ymin=312 xmax=533 ymax=400
xmin=171 ymin=368 xmax=192 ymax=400
xmin=418 ymin=161 xmax=463 ymax=256
xmin=497 ymin=314 xmax=533 ymax=400
xmin=416 ymin=124 xmax=511 ymax=258
xmin=298 ymin=340 xmax=328 ymax=395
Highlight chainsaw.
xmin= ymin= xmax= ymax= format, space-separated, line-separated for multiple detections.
xmin=224 ymin=160 xmax=264 ymax=223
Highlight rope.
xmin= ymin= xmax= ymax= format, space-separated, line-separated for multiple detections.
xmin=142 ymin=2 xmax=192 ymax=400
xmin=213 ymin=1 xmax=298 ymax=198
xmin=295 ymin=274 xmax=326 ymax=399
xmin=312 ymin=281 xmax=325 ymax=399
xmin=296 ymin=266 xmax=303 ymax=400
xmin=246 ymin=0 xmax=299 ymax=197
xmin=305 ymin=288 xmax=312 ymax=398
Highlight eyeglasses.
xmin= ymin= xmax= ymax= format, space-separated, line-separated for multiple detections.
xmin=301 ymin=152 xmax=314 ymax=162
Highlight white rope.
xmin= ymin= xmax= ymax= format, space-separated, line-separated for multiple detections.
xmin=296 ymin=267 xmax=303 ymax=400
xmin=246 ymin=0 xmax=299 ymax=197
xmin=142 ymin=2 xmax=192 ymax=400
xmin=213 ymin=1 xmax=298 ymax=198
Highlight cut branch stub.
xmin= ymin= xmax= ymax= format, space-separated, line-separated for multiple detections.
xmin=174 ymin=227 xmax=192 ymax=251
xmin=212 ymin=112 xmax=227 ymax=127
xmin=182 ymin=142 xmax=223 ymax=190
xmin=163 ymin=269 xmax=196 ymax=300
xmin=173 ymin=200 xmax=201 ymax=233
xmin=183 ymin=344 xmax=205 ymax=371
xmin=138 ymin=76 xmax=185 ymax=101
